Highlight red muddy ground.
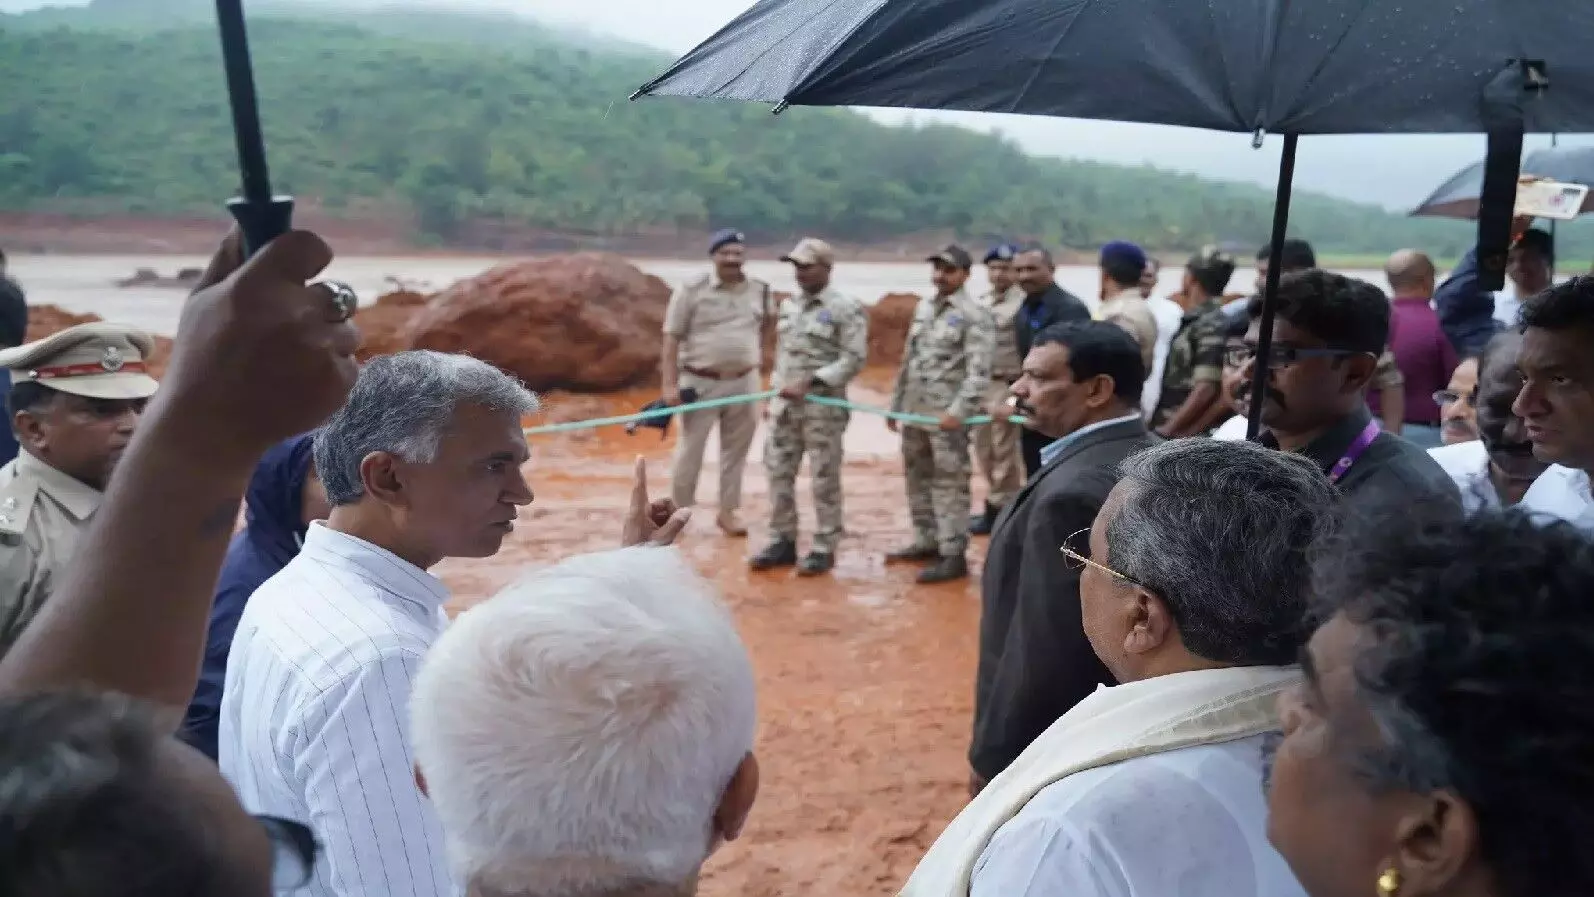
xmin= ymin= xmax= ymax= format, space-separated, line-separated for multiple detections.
xmin=436 ymin=374 xmax=986 ymax=897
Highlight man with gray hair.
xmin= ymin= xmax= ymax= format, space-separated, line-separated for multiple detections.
xmin=411 ymin=545 xmax=759 ymax=897
xmin=220 ymin=350 xmax=538 ymax=897
xmin=906 ymin=439 xmax=1331 ymax=897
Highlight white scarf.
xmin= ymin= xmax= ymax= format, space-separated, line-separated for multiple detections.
xmin=899 ymin=665 xmax=1299 ymax=897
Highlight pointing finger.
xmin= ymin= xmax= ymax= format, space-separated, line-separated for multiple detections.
xmin=629 ymin=456 xmax=648 ymax=517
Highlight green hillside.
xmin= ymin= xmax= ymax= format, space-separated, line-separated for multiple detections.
xmin=0 ymin=0 xmax=1557 ymax=257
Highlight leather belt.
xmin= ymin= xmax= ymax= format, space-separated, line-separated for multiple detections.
xmin=684 ymin=365 xmax=755 ymax=381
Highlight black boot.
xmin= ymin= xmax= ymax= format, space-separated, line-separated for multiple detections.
xmin=885 ymin=543 xmax=940 ymax=563
xmin=917 ymin=554 xmax=969 ymax=584
xmin=796 ymin=551 xmax=834 ymax=576
xmin=749 ymin=539 xmax=798 ymax=570
xmin=969 ymin=501 xmax=1001 ymax=536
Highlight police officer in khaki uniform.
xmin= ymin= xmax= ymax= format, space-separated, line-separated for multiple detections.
xmin=661 ymin=228 xmax=773 ymax=536
xmin=887 ymin=245 xmax=996 ymax=584
xmin=970 ymin=243 xmax=1026 ymax=536
xmin=0 ymin=323 xmax=160 ymax=657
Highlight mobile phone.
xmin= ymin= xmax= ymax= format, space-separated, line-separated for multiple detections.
xmin=1514 ymin=179 xmax=1589 ymax=220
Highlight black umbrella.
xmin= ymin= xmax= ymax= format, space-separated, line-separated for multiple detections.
xmin=215 ymin=0 xmax=294 ymax=256
xmin=634 ymin=0 xmax=1589 ymax=440
xmin=1413 ymin=145 xmax=1594 ymax=219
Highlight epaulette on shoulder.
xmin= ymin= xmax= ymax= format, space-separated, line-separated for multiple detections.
xmin=0 ymin=475 xmax=39 ymax=538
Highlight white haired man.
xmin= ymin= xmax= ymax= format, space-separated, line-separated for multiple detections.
xmin=220 ymin=350 xmax=538 ymax=897
xmin=411 ymin=545 xmax=760 ymax=897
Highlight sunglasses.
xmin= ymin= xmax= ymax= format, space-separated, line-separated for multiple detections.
xmin=1224 ymin=345 xmax=1371 ymax=370
xmin=256 ymin=816 xmax=319 ymax=890
xmin=1059 ymin=527 xmax=1149 ymax=590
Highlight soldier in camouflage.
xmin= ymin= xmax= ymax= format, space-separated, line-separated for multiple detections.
xmin=887 ymin=245 xmax=996 ymax=584
xmin=970 ymin=243 xmax=1026 ymax=536
xmin=750 ymin=238 xmax=868 ymax=576
xmin=1153 ymin=246 xmax=1236 ymax=436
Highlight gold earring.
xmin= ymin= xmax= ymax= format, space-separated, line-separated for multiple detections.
xmin=1377 ymin=868 xmax=1402 ymax=897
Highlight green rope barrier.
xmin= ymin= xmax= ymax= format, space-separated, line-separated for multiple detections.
xmin=524 ymin=389 xmax=1027 ymax=435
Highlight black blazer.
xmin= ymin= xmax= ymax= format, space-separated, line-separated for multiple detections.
xmin=969 ymin=416 xmax=1158 ymax=781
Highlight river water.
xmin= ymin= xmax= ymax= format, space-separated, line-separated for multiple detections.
xmin=6 ymin=252 xmax=1388 ymax=336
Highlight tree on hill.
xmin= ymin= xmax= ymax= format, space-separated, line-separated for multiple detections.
xmin=3 ymin=6 xmax=1581 ymax=258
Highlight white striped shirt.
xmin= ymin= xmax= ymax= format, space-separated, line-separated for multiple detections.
xmin=218 ymin=522 xmax=456 ymax=897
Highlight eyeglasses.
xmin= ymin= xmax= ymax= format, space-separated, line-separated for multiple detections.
xmin=1059 ymin=527 xmax=1148 ymax=589
xmin=256 ymin=816 xmax=319 ymax=890
xmin=1432 ymin=389 xmax=1468 ymax=408
xmin=1223 ymin=344 xmax=1371 ymax=370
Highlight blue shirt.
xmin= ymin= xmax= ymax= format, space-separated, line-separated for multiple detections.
xmin=1039 ymin=413 xmax=1144 ymax=468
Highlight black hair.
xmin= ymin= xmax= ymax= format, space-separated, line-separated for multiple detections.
xmin=1188 ymin=261 xmax=1235 ymax=297
xmin=6 ymin=380 xmax=58 ymax=423
xmin=1101 ymin=254 xmax=1144 ymax=289
xmin=1247 ymin=269 xmax=1390 ymax=355
xmin=0 ymin=692 xmax=247 ymax=897
xmin=1310 ymin=508 xmax=1594 ymax=897
xmin=1514 ymin=227 xmax=1555 ymax=266
xmin=1473 ymin=330 xmax=1522 ymax=386
xmin=1518 ymin=274 xmax=1594 ymax=335
xmin=0 ymin=276 xmax=27 ymax=349
xmin=1032 ymin=321 xmax=1146 ymax=404
xmin=1256 ymin=238 xmax=1317 ymax=271
xmin=1017 ymin=244 xmax=1055 ymax=269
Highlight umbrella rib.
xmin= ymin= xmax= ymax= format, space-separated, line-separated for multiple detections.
xmin=1006 ymin=0 xmax=1091 ymax=114
xmin=1276 ymin=0 xmax=1381 ymax=128
xmin=784 ymin=0 xmax=895 ymax=102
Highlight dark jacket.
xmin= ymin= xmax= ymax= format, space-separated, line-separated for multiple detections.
xmin=1015 ymin=284 xmax=1092 ymax=359
xmin=1260 ymin=405 xmax=1462 ymax=520
xmin=180 ymin=432 xmax=317 ymax=760
xmin=970 ymin=416 xmax=1158 ymax=781
xmin=1432 ymin=248 xmax=1505 ymax=357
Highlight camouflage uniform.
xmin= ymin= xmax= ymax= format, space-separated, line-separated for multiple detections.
xmin=765 ymin=286 xmax=868 ymax=553
xmin=973 ymin=285 xmax=1026 ymax=508
xmin=1152 ymin=297 xmax=1227 ymax=429
xmin=892 ymin=289 xmax=996 ymax=558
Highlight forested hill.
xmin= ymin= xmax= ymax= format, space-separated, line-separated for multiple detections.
xmin=0 ymin=1 xmax=1507 ymax=255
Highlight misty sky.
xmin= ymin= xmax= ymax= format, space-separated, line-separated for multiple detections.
xmin=6 ymin=0 xmax=1585 ymax=209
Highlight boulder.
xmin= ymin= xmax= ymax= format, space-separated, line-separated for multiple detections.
xmin=24 ymin=305 xmax=174 ymax=378
xmin=403 ymin=253 xmax=671 ymax=392
xmin=867 ymin=292 xmax=921 ymax=368
xmin=353 ymin=289 xmax=428 ymax=362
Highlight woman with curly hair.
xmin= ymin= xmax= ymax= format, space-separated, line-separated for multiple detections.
xmin=1266 ymin=508 xmax=1594 ymax=897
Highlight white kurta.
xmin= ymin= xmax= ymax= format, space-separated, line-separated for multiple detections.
xmin=970 ymin=734 xmax=1304 ymax=897
xmin=219 ymin=523 xmax=456 ymax=897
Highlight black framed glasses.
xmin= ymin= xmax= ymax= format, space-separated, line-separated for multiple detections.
xmin=1223 ymin=344 xmax=1371 ymax=370
xmin=256 ymin=815 xmax=319 ymax=890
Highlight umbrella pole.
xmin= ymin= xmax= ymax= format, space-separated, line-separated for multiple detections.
xmin=1246 ymin=133 xmax=1299 ymax=442
xmin=215 ymin=0 xmax=293 ymax=256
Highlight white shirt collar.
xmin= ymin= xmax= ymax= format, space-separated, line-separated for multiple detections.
xmin=1520 ymin=464 xmax=1594 ymax=532
xmin=301 ymin=522 xmax=451 ymax=611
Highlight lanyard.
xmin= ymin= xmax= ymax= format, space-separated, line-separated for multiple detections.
xmin=1327 ymin=421 xmax=1381 ymax=484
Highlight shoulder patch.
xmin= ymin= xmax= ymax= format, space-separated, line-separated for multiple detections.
xmin=0 ymin=475 xmax=39 ymax=538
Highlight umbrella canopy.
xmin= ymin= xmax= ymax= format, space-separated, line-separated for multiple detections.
xmin=635 ymin=0 xmax=1594 ymax=134
xmin=1413 ymin=145 xmax=1594 ymax=219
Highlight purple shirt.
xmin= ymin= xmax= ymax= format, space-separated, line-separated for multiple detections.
xmin=1370 ymin=296 xmax=1459 ymax=425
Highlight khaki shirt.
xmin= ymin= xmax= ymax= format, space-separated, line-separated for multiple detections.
xmin=0 ymin=450 xmax=103 ymax=657
xmin=1098 ymin=294 xmax=1159 ymax=375
xmin=892 ymin=288 xmax=996 ymax=420
xmin=771 ymin=286 xmax=868 ymax=395
xmin=662 ymin=274 xmax=771 ymax=374
xmin=981 ymin=285 xmax=1026 ymax=380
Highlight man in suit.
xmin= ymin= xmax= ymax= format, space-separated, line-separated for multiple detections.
xmin=1011 ymin=247 xmax=1093 ymax=476
xmin=968 ymin=321 xmax=1157 ymax=794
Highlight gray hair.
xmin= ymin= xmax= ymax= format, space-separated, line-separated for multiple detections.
xmin=1105 ymin=438 xmax=1337 ymax=666
xmin=315 ymin=351 xmax=538 ymax=506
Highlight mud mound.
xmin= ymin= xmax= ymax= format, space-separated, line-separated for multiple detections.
xmin=867 ymin=292 xmax=921 ymax=368
xmin=353 ymin=289 xmax=428 ymax=362
xmin=25 ymin=305 xmax=173 ymax=377
xmin=404 ymin=253 xmax=671 ymax=392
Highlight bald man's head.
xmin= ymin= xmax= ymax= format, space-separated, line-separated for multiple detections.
xmin=1385 ymin=249 xmax=1437 ymax=297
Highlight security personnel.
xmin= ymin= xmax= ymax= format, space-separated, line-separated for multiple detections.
xmin=750 ymin=238 xmax=867 ymax=576
xmin=1153 ymin=246 xmax=1235 ymax=436
xmin=661 ymin=227 xmax=773 ymax=536
xmin=970 ymin=243 xmax=1026 ymax=536
xmin=0 ymin=323 xmax=160 ymax=657
xmin=887 ymin=245 xmax=996 ymax=584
